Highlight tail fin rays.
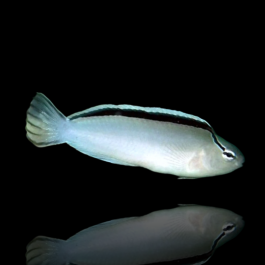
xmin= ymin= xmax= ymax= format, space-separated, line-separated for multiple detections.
xmin=26 ymin=93 xmax=69 ymax=147
xmin=26 ymin=236 xmax=67 ymax=265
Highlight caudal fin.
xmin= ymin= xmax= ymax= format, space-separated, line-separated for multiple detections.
xmin=26 ymin=236 xmax=68 ymax=265
xmin=26 ymin=93 xmax=69 ymax=147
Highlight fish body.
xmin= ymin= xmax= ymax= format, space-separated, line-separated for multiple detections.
xmin=26 ymin=93 xmax=244 ymax=178
xmin=26 ymin=205 xmax=244 ymax=265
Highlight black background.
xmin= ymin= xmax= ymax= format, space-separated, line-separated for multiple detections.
xmin=10 ymin=14 xmax=259 ymax=265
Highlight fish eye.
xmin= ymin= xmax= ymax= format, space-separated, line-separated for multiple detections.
xmin=222 ymin=150 xmax=236 ymax=161
xmin=223 ymin=223 xmax=235 ymax=232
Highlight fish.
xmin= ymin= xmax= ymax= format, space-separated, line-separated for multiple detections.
xmin=26 ymin=204 xmax=244 ymax=265
xmin=25 ymin=93 xmax=244 ymax=178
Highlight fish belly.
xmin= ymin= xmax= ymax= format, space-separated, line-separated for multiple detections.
xmin=66 ymin=116 xmax=207 ymax=176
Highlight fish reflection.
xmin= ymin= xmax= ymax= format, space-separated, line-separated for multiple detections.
xmin=26 ymin=204 xmax=244 ymax=265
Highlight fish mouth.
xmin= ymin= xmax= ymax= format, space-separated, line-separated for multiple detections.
xmin=236 ymin=155 xmax=245 ymax=168
xmin=241 ymin=154 xmax=245 ymax=166
xmin=236 ymin=216 xmax=245 ymax=230
xmin=239 ymin=162 xmax=244 ymax=168
xmin=240 ymin=217 xmax=245 ymax=228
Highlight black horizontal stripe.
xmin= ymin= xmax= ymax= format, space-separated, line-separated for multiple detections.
xmin=70 ymin=107 xmax=225 ymax=151
xmin=70 ymin=108 xmax=210 ymax=130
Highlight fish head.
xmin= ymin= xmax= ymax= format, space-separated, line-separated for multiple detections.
xmin=203 ymin=135 xmax=245 ymax=176
xmin=203 ymin=207 xmax=245 ymax=249
xmin=189 ymin=206 xmax=244 ymax=249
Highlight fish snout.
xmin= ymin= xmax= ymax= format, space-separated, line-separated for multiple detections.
xmin=235 ymin=215 xmax=245 ymax=232
xmin=235 ymin=153 xmax=245 ymax=168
